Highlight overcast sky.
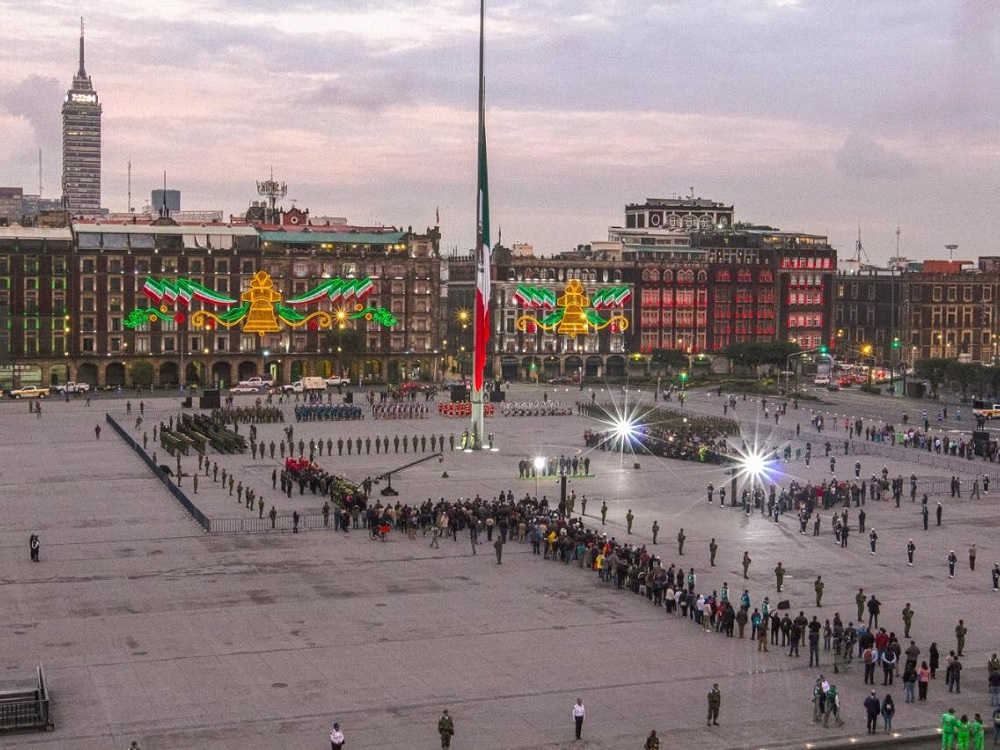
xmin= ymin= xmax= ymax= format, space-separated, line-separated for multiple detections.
xmin=1 ymin=0 xmax=997 ymax=262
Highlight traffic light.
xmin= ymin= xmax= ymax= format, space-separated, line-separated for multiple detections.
xmin=818 ymin=345 xmax=828 ymax=354
xmin=680 ymin=371 xmax=688 ymax=381
xmin=892 ymin=337 xmax=900 ymax=349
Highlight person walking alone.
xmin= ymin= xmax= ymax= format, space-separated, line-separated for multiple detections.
xmin=329 ymin=722 xmax=344 ymax=750
xmin=572 ymin=698 xmax=585 ymax=739
xmin=707 ymin=684 xmax=721 ymax=726
xmin=437 ymin=709 xmax=455 ymax=749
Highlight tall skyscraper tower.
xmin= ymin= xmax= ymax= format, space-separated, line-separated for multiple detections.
xmin=62 ymin=18 xmax=102 ymax=214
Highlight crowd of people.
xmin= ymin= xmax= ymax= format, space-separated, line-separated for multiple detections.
xmin=498 ymin=401 xmax=574 ymax=417
xmin=294 ymin=404 xmax=365 ymax=421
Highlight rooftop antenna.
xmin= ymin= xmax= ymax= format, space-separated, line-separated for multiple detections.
xmin=854 ymin=226 xmax=869 ymax=263
xmin=895 ymin=226 xmax=900 ymax=256
xmin=38 ymin=148 xmax=42 ymax=197
xmin=159 ymin=170 xmax=169 ymax=218
xmin=127 ymin=159 xmax=132 ymax=213
xmin=78 ymin=17 xmax=87 ymax=78
xmin=256 ymin=166 xmax=287 ymax=224
xmin=689 ymin=186 xmax=695 ymax=200
xmin=946 ymin=244 xmax=958 ymax=261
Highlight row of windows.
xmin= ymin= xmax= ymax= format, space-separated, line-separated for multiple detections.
xmin=0 ymin=257 xmax=70 ymax=274
xmin=779 ymin=257 xmax=834 ymax=269
xmin=0 ymin=278 xmax=69 ymax=291
xmin=788 ymin=274 xmax=824 ymax=287
xmin=788 ymin=291 xmax=825 ymax=305
xmin=504 ymin=268 xmax=623 ymax=283
xmin=788 ymin=314 xmax=824 ymax=328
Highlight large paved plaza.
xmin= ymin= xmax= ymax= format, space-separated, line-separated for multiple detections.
xmin=1 ymin=383 xmax=995 ymax=749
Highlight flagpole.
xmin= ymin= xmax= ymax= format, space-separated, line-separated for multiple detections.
xmin=470 ymin=0 xmax=489 ymax=449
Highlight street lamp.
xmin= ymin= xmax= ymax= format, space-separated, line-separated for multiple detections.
xmin=533 ymin=455 xmax=546 ymax=499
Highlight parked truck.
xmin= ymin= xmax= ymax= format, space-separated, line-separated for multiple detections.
xmin=56 ymin=381 xmax=91 ymax=394
xmin=281 ymin=376 xmax=327 ymax=394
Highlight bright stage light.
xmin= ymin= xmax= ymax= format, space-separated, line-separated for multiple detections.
xmin=742 ymin=450 xmax=767 ymax=479
xmin=613 ymin=417 xmax=637 ymax=442
xmin=533 ymin=456 xmax=546 ymax=472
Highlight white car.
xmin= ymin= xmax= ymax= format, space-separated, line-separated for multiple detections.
xmin=813 ymin=375 xmax=831 ymax=386
xmin=230 ymin=384 xmax=262 ymax=394
xmin=325 ymin=376 xmax=347 ymax=387
xmin=238 ymin=376 xmax=271 ymax=388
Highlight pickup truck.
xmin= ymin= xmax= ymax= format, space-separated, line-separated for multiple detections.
xmin=281 ymin=377 xmax=327 ymax=394
xmin=238 ymin=376 xmax=273 ymax=389
xmin=10 ymin=385 xmax=50 ymax=399
xmin=325 ymin=375 xmax=347 ymax=387
xmin=56 ymin=381 xmax=91 ymax=394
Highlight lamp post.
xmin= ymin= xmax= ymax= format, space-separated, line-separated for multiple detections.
xmin=178 ymin=319 xmax=186 ymax=393
xmin=533 ymin=455 xmax=546 ymax=499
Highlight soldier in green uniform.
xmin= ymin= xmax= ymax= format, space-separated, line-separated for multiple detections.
xmin=438 ymin=709 xmax=455 ymax=749
xmin=600 ymin=501 xmax=608 ymax=525
xmin=337 ymin=438 xmax=344 ymax=455
xmin=707 ymin=684 xmax=721 ymax=726
xmin=775 ymin=562 xmax=785 ymax=592
xmin=815 ymin=575 xmax=824 ymax=607
xmin=355 ymin=437 xmax=362 ymax=455
xmin=902 ymin=603 xmax=914 ymax=638
xmin=677 ymin=528 xmax=686 ymax=555
xmin=742 ymin=551 xmax=752 ymax=578
xmin=856 ymin=589 xmax=867 ymax=622
xmin=651 ymin=520 xmax=659 ymax=544
xmin=709 ymin=538 xmax=718 ymax=566
xmin=626 ymin=510 xmax=634 ymax=534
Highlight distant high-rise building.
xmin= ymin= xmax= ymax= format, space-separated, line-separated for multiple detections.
xmin=0 ymin=188 xmax=23 ymax=223
xmin=61 ymin=19 xmax=102 ymax=215
xmin=151 ymin=189 xmax=181 ymax=213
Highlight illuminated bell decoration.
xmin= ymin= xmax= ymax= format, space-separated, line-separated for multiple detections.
xmin=122 ymin=271 xmax=397 ymax=335
xmin=514 ymin=279 xmax=631 ymax=337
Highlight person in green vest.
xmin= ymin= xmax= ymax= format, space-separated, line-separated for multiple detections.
xmin=970 ymin=713 xmax=984 ymax=750
xmin=941 ymin=708 xmax=958 ymax=750
xmin=956 ymin=713 xmax=971 ymax=750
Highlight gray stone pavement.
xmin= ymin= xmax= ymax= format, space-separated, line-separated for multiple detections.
xmin=0 ymin=384 xmax=995 ymax=749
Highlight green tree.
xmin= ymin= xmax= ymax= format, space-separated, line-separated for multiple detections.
xmin=725 ymin=341 xmax=801 ymax=371
xmin=128 ymin=360 xmax=155 ymax=387
xmin=650 ymin=348 xmax=689 ymax=373
xmin=913 ymin=357 xmax=949 ymax=398
xmin=945 ymin=360 xmax=982 ymax=402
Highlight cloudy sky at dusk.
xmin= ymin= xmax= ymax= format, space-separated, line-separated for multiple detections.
xmin=1 ymin=1 xmax=997 ymax=262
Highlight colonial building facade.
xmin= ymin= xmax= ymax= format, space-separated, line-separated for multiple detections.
xmin=837 ymin=259 xmax=1000 ymax=367
xmin=0 ymin=219 xmax=441 ymax=389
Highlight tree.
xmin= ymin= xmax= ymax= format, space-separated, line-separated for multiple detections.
xmin=128 ymin=360 xmax=155 ymax=387
xmin=725 ymin=341 xmax=801 ymax=371
xmin=946 ymin=360 xmax=983 ymax=402
xmin=913 ymin=358 xmax=949 ymax=398
xmin=650 ymin=348 xmax=689 ymax=373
